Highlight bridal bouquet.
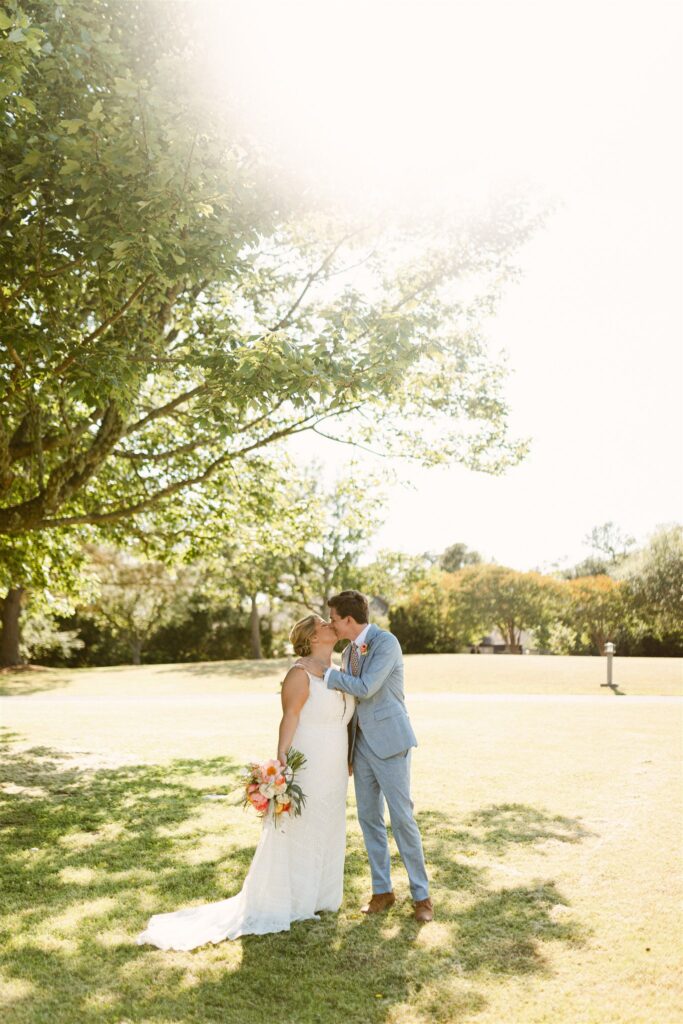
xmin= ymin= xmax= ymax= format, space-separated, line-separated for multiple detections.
xmin=241 ymin=748 xmax=307 ymax=821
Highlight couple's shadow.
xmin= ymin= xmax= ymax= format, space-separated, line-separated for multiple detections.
xmin=0 ymin=734 xmax=589 ymax=1024
xmin=196 ymin=805 xmax=589 ymax=1023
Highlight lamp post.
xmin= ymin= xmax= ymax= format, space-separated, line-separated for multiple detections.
xmin=602 ymin=641 xmax=616 ymax=688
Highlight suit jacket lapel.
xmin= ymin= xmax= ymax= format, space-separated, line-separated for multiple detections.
xmin=358 ymin=623 xmax=380 ymax=676
xmin=339 ymin=625 xmax=379 ymax=677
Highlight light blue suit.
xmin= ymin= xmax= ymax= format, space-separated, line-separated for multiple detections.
xmin=326 ymin=623 xmax=430 ymax=901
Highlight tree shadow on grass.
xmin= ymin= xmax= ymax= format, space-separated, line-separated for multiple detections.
xmin=0 ymin=666 xmax=74 ymax=697
xmin=466 ymin=803 xmax=594 ymax=849
xmin=158 ymin=658 xmax=291 ymax=680
xmin=0 ymin=730 xmax=247 ymax=932
xmin=0 ymin=658 xmax=292 ymax=696
xmin=1 ymin=732 xmax=588 ymax=1024
xmin=417 ymin=803 xmax=594 ymax=857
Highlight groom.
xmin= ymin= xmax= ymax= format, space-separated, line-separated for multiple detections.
xmin=301 ymin=589 xmax=433 ymax=923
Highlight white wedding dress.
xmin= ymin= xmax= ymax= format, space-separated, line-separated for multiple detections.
xmin=136 ymin=670 xmax=355 ymax=950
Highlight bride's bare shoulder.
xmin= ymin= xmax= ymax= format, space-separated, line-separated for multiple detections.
xmin=282 ymin=663 xmax=310 ymax=687
xmin=281 ymin=664 xmax=310 ymax=710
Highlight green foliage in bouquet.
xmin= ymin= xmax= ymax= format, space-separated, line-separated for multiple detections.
xmin=284 ymin=747 xmax=307 ymax=818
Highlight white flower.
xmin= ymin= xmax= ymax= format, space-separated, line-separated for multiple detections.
xmin=276 ymin=792 xmax=291 ymax=804
xmin=274 ymin=781 xmax=287 ymax=794
xmin=259 ymin=783 xmax=276 ymax=798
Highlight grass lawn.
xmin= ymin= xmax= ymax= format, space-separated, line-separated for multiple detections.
xmin=1 ymin=656 xmax=681 ymax=1024
xmin=1 ymin=653 xmax=681 ymax=699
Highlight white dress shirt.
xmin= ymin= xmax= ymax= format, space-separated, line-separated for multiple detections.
xmin=324 ymin=624 xmax=372 ymax=685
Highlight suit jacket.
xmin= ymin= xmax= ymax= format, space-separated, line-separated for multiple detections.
xmin=327 ymin=623 xmax=417 ymax=760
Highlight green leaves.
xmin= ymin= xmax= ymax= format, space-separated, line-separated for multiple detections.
xmin=0 ymin=0 xmax=540 ymax=544
xmin=60 ymin=118 xmax=84 ymax=134
xmin=58 ymin=157 xmax=80 ymax=175
xmin=15 ymin=94 xmax=35 ymax=112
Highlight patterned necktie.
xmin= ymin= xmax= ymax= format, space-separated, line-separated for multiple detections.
xmin=349 ymin=642 xmax=360 ymax=676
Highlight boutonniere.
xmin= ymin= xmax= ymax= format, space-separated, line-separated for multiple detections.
xmin=359 ymin=643 xmax=369 ymax=656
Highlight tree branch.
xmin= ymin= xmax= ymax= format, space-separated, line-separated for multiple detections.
xmin=267 ymin=230 xmax=359 ymax=334
xmin=9 ymin=409 xmax=103 ymax=463
xmin=36 ymin=405 xmax=362 ymax=530
xmin=1 ymin=256 xmax=86 ymax=313
xmin=117 ymin=396 xmax=290 ymax=458
xmin=51 ymin=274 xmax=155 ymax=378
xmin=123 ymin=384 xmax=207 ymax=436
xmin=310 ymin=425 xmax=387 ymax=459
xmin=0 ymin=403 xmax=124 ymax=533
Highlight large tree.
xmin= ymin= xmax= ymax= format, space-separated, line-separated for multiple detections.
xmin=439 ymin=542 xmax=483 ymax=573
xmin=198 ymin=469 xmax=324 ymax=659
xmin=280 ymin=469 xmax=388 ymax=614
xmin=0 ymin=527 xmax=89 ymax=665
xmin=1 ymin=1 xmax=539 ymax=542
xmin=360 ymin=549 xmax=434 ymax=609
xmin=389 ymin=569 xmax=483 ymax=654
xmin=563 ymin=575 xmax=627 ymax=656
xmin=584 ymin=522 xmax=636 ymax=566
xmin=454 ymin=564 xmax=562 ymax=652
xmin=618 ymin=525 xmax=683 ymax=645
xmin=83 ymin=543 xmax=191 ymax=665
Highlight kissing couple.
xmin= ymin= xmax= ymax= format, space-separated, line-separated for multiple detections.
xmin=137 ymin=589 xmax=433 ymax=951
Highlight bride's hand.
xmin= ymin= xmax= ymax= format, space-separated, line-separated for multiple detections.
xmin=277 ymin=751 xmax=287 ymax=766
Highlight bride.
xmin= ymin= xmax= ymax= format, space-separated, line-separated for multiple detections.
xmin=136 ymin=614 xmax=354 ymax=950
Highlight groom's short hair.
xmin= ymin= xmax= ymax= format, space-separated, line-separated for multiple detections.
xmin=328 ymin=590 xmax=369 ymax=624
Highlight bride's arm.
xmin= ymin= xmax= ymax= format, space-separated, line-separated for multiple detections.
xmin=276 ymin=667 xmax=309 ymax=763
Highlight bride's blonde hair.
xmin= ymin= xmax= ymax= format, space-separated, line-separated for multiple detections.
xmin=289 ymin=615 xmax=322 ymax=657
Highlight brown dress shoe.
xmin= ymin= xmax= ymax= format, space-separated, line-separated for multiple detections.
xmin=361 ymin=892 xmax=396 ymax=914
xmin=413 ymin=898 xmax=434 ymax=922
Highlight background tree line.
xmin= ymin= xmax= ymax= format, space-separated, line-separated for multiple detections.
xmin=2 ymin=517 xmax=680 ymax=667
xmin=389 ymin=523 xmax=683 ymax=658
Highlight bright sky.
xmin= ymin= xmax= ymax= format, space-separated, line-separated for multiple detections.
xmin=208 ymin=1 xmax=683 ymax=570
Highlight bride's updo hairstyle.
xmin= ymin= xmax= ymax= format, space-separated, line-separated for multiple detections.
xmin=289 ymin=615 xmax=321 ymax=657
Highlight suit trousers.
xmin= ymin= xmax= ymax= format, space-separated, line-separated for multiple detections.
xmin=352 ymin=728 xmax=430 ymax=901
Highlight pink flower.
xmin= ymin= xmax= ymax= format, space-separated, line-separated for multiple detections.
xmin=260 ymin=759 xmax=281 ymax=782
xmin=359 ymin=643 xmax=369 ymax=655
xmin=248 ymin=792 xmax=269 ymax=813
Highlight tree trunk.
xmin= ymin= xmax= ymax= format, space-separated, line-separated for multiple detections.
xmin=130 ymin=634 xmax=142 ymax=665
xmin=504 ymin=623 xmax=522 ymax=653
xmin=249 ymin=594 xmax=262 ymax=660
xmin=1 ymin=587 xmax=25 ymax=667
